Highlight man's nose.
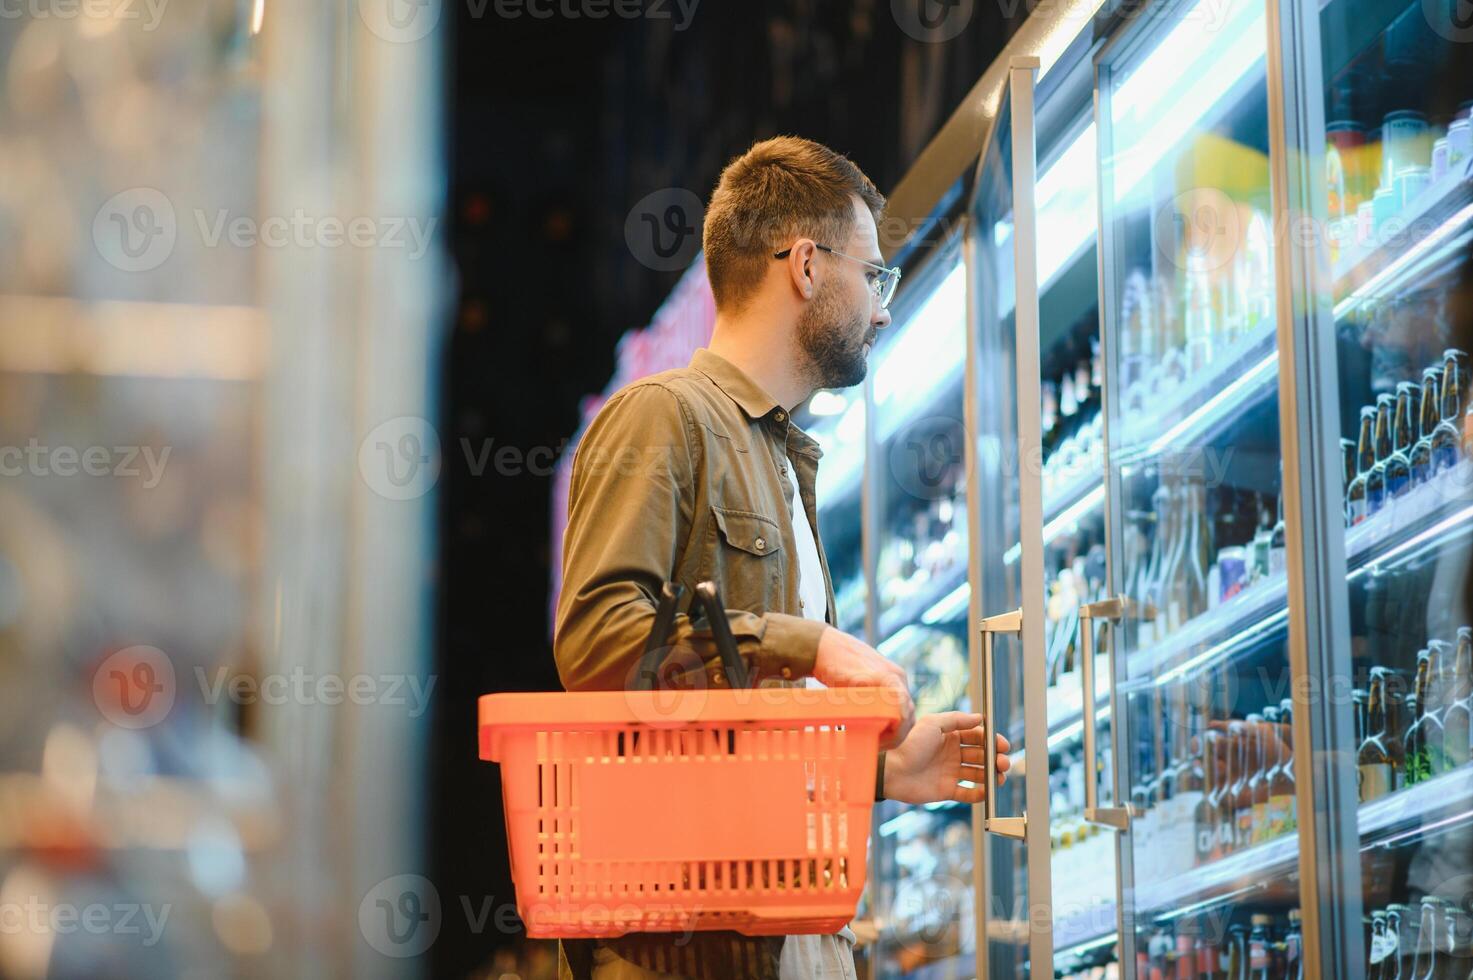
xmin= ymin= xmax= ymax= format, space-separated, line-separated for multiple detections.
xmin=873 ymin=305 xmax=892 ymax=330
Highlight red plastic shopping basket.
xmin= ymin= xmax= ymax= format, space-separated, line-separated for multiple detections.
xmin=479 ymin=581 xmax=901 ymax=939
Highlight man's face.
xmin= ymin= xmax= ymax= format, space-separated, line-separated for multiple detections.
xmin=796 ymin=197 xmax=892 ymax=390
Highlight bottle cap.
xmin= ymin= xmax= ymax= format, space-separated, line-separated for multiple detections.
xmin=1251 ymin=914 xmax=1272 ymax=926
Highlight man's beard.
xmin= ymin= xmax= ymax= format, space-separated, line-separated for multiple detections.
xmin=796 ymin=283 xmax=873 ymax=390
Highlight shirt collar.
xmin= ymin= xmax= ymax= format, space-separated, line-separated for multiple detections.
xmin=689 ymin=347 xmax=824 ymax=460
xmin=690 ymin=348 xmax=781 ymax=419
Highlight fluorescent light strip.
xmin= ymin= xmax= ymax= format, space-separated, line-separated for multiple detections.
xmin=873 ymin=261 xmax=967 ymax=444
xmin=921 ymin=581 xmax=971 ymax=625
xmin=1147 ymin=350 xmax=1278 ymax=455
xmin=1333 ymin=201 xmax=1473 ymax=321
xmin=1047 ymin=705 xmax=1111 ymax=750
xmin=1346 ymin=501 xmax=1473 ymax=582
xmin=878 ymin=625 xmax=922 ymax=659
xmin=1003 ymin=484 xmax=1106 ymax=566
xmin=1153 ymin=607 xmax=1289 ymax=685
xmin=1370 ymin=806 xmax=1473 ymax=850
xmin=1109 ymin=0 xmax=1267 ymax=205
xmin=1058 ymin=932 xmax=1119 ymax=958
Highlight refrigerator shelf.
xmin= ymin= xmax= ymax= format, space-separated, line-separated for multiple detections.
xmin=1114 ymin=319 xmax=1279 ymax=468
xmin=1344 ymin=459 xmax=1473 ymax=575
xmin=1332 ymin=163 xmax=1473 ymax=317
xmin=878 ymin=562 xmax=970 ymax=641
xmin=1126 ymin=766 xmax=1473 ymax=916
xmin=1051 ymin=898 xmax=1120 ymax=954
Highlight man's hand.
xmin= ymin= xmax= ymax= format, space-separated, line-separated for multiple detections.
xmin=814 ymin=626 xmax=915 ymax=748
xmin=882 ymin=711 xmax=1011 ymax=805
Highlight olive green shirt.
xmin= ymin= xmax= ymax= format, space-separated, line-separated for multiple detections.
xmin=553 ymin=347 xmax=843 ymax=980
xmin=555 ymin=346 xmax=838 ymax=693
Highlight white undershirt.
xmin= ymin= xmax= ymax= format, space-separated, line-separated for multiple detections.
xmin=789 ymin=472 xmax=829 ymax=624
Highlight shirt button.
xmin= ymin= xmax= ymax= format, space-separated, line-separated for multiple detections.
xmin=799 ymin=597 xmax=806 ymax=608
xmin=774 ymin=411 xmax=786 ymax=422
xmin=713 ymin=671 xmax=726 ymax=687
xmin=755 ymin=537 xmax=766 ymax=551
xmin=781 ymin=667 xmax=793 ymax=679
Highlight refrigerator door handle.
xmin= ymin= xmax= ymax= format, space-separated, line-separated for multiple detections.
xmin=976 ymin=608 xmax=1025 ymax=840
xmin=1079 ymin=595 xmax=1148 ymax=831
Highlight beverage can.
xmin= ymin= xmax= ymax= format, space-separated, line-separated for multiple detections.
xmin=1372 ymin=185 xmax=1396 ymax=236
xmin=1397 ymin=165 xmax=1432 ymax=209
xmin=1217 ymin=546 xmax=1247 ymax=602
xmin=1448 ymin=118 xmax=1472 ymax=169
xmin=1383 ymin=109 xmax=1431 ymax=186
xmin=1432 ymin=137 xmax=1451 ymax=183
xmin=1356 ymin=200 xmax=1375 ymax=247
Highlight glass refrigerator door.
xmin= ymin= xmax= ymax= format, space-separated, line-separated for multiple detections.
xmin=1097 ymin=0 xmax=1307 ymax=972
xmin=1306 ymin=0 xmax=1473 ymax=974
xmin=1031 ymin=106 xmax=1123 ymax=977
xmin=868 ymin=241 xmax=974 ymax=979
xmin=969 ymin=59 xmax=1057 ymax=980
xmin=809 ymin=394 xmax=868 ymax=639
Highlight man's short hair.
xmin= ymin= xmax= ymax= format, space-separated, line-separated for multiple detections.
xmin=703 ymin=136 xmax=885 ymax=312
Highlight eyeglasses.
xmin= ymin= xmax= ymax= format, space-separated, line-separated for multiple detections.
xmin=773 ymin=242 xmax=902 ymax=310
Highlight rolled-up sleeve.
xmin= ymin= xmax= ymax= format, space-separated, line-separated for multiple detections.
xmin=554 ymin=382 xmax=824 ymax=692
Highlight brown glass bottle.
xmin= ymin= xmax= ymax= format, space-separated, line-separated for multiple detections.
xmin=1410 ymin=366 xmax=1442 ymax=486
xmin=1359 ymin=668 xmax=1397 ymax=802
xmin=1407 ymin=642 xmax=1452 ymax=784
xmin=1197 ymin=728 xmax=1225 ymax=865
xmin=1431 ymin=349 xmax=1468 ymax=474
xmin=1386 ymin=381 xmax=1418 ymax=499
xmin=1348 ymin=405 xmax=1377 ymax=524
xmin=1250 ymin=708 xmax=1276 ymax=844
xmin=1267 ymin=700 xmax=1296 ymax=838
xmin=1367 ymin=393 xmax=1395 ymax=517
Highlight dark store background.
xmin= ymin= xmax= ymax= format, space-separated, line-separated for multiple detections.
xmin=429 ymin=2 xmax=1026 ymax=974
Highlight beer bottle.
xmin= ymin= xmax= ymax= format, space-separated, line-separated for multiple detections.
xmin=1234 ymin=715 xmax=1261 ymax=851
xmin=1370 ymin=910 xmax=1390 ymax=980
xmin=1431 ymin=348 xmax=1468 ymax=474
xmin=1386 ymin=903 xmax=1412 ymax=980
xmin=1446 ymin=906 xmax=1473 ymax=978
xmin=1409 ymin=898 xmax=1438 ymax=980
xmin=1404 ymin=649 xmax=1440 ymax=786
xmin=1198 ymin=728 xmax=1225 ymax=865
xmin=1284 ymin=909 xmax=1304 ymax=980
xmin=1225 ymin=923 xmax=1248 ymax=980
xmin=1353 ymin=687 xmax=1369 ymax=747
xmin=1359 ymin=667 xmax=1397 ymax=802
xmin=1442 ymin=626 xmax=1472 ymax=768
xmin=1177 ymin=701 xmax=1207 ymax=867
xmin=1247 ymin=914 xmax=1273 ymax=980
xmin=1410 ymin=366 xmax=1442 ymax=486
xmin=1386 ymin=381 xmax=1418 ymax=499
xmin=1349 ymin=406 xmax=1377 ymax=524
xmin=1268 ymin=700 xmax=1297 ymax=837
xmin=1219 ymin=720 xmax=1242 ymax=855
xmin=1368 ymin=393 xmax=1395 ymax=517
xmin=1341 ymin=437 xmax=1358 ymax=525
xmin=1249 ymin=710 xmax=1273 ymax=844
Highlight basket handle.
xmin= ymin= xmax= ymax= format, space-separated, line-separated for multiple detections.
xmin=693 ymin=580 xmax=751 ymax=690
xmin=632 ymin=581 xmax=685 ymax=692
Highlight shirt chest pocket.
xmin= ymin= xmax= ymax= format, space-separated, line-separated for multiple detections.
xmin=709 ymin=506 xmax=784 ymax=614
